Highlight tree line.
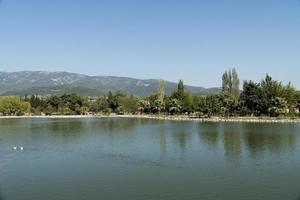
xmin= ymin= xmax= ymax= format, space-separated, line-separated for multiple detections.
xmin=0 ymin=68 xmax=299 ymax=117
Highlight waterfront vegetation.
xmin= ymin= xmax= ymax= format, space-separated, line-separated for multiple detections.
xmin=0 ymin=69 xmax=300 ymax=118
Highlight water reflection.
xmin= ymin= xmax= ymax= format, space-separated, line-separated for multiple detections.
xmin=0 ymin=189 xmax=4 ymax=200
xmin=244 ymin=130 xmax=296 ymax=156
xmin=1 ymin=118 xmax=299 ymax=161
xmin=199 ymin=130 xmax=219 ymax=147
xmin=101 ymin=118 xmax=138 ymax=133
xmin=37 ymin=118 xmax=138 ymax=138
xmin=44 ymin=120 xmax=85 ymax=134
xmin=198 ymin=123 xmax=219 ymax=147
xmin=0 ymin=119 xmax=31 ymax=134
xmin=172 ymin=131 xmax=189 ymax=153
xmin=159 ymin=131 xmax=166 ymax=155
xmin=223 ymin=127 xmax=242 ymax=160
xmin=1 ymin=119 xmax=300 ymax=200
xmin=198 ymin=123 xmax=299 ymax=160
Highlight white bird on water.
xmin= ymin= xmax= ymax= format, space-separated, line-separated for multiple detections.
xmin=13 ymin=146 xmax=24 ymax=151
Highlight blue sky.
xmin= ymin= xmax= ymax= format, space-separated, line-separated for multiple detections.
xmin=0 ymin=0 xmax=299 ymax=88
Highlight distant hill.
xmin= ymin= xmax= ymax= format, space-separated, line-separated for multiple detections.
xmin=0 ymin=71 xmax=221 ymax=96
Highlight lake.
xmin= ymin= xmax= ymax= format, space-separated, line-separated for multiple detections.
xmin=0 ymin=118 xmax=300 ymax=200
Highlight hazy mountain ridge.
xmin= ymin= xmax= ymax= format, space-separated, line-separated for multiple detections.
xmin=0 ymin=71 xmax=221 ymax=96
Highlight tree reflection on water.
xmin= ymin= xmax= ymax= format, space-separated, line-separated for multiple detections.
xmin=0 ymin=189 xmax=4 ymax=200
xmin=198 ymin=122 xmax=298 ymax=160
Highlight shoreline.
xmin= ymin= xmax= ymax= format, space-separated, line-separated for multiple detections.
xmin=1 ymin=114 xmax=300 ymax=123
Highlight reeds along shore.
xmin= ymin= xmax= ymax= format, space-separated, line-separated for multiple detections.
xmin=1 ymin=114 xmax=300 ymax=123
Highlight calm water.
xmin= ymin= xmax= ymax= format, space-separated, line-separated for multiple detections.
xmin=0 ymin=118 xmax=300 ymax=200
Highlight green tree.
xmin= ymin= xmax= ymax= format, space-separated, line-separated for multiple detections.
xmin=240 ymin=75 xmax=297 ymax=116
xmin=192 ymin=96 xmax=207 ymax=116
xmin=158 ymin=80 xmax=165 ymax=102
xmin=59 ymin=93 xmax=84 ymax=114
xmin=168 ymin=98 xmax=182 ymax=114
xmin=281 ymin=82 xmax=297 ymax=111
xmin=182 ymin=92 xmax=193 ymax=113
xmin=117 ymin=95 xmax=138 ymax=114
xmin=144 ymin=80 xmax=167 ymax=114
xmin=177 ymin=79 xmax=184 ymax=97
xmin=268 ymin=97 xmax=288 ymax=117
xmin=261 ymin=74 xmax=284 ymax=100
xmin=168 ymin=80 xmax=188 ymax=114
xmin=222 ymin=70 xmax=230 ymax=93
xmin=260 ymin=74 xmax=296 ymax=115
xmin=239 ymin=81 xmax=265 ymax=116
xmin=170 ymin=80 xmax=185 ymax=100
xmin=107 ymin=91 xmax=118 ymax=111
xmin=47 ymin=96 xmax=62 ymax=112
xmin=148 ymin=93 xmax=165 ymax=113
xmin=138 ymin=99 xmax=151 ymax=113
xmin=295 ymin=93 xmax=300 ymax=113
xmin=222 ymin=68 xmax=240 ymax=101
xmin=220 ymin=92 xmax=236 ymax=116
xmin=0 ymin=96 xmax=31 ymax=116
xmin=232 ymin=68 xmax=240 ymax=100
xmin=90 ymin=97 xmax=110 ymax=113
xmin=204 ymin=95 xmax=222 ymax=117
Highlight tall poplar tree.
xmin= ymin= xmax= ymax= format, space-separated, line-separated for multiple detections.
xmin=222 ymin=68 xmax=240 ymax=100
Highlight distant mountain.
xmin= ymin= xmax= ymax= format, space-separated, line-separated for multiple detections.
xmin=0 ymin=71 xmax=221 ymax=96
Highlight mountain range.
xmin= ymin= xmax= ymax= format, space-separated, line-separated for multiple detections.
xmin=0 ymin=71 xmax=221 ymax=96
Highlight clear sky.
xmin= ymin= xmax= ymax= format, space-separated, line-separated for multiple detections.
xmin=0 ymin=0 xmax=299 ymax=88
